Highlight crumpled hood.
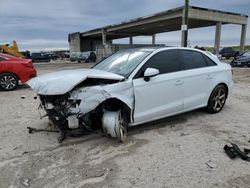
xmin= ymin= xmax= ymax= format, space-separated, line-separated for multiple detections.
xmin=27 ymin=68 xmax=124 ymax=95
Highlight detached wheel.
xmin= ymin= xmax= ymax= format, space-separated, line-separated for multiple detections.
xmin=0 ymin=73 xmax=19 ymax=91
xmin=207 ymin=85 xmax=227 ymax=113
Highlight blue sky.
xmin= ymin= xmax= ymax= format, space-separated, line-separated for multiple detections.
xmin=0 ymin=0 xmax=249 ymax=51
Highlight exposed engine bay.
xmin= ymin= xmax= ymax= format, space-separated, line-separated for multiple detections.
xmin=27 ymin=69 xmax=134 ymax=143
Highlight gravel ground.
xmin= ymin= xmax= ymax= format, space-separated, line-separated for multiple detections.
xmin=0 ymin=60 xmax=249 ymax=188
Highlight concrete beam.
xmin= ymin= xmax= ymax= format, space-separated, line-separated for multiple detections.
xmin=214 ymin=22 xmax=222 ymax=55
xmin=152 ymin=34 xmax=156 ymax=45
xmin=189 ymin=7 xmax=248 ymax=25
xmin=240 ymin=24 xmax=247 ymax=53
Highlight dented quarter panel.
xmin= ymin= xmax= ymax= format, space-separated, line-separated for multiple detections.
xmin=27 ymin=69 xmax=124 ymax=95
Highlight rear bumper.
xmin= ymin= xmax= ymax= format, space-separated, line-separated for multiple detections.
xmin=20 ymin=68 xmax=37 ymax=83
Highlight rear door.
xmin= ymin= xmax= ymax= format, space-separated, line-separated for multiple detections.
xmin=132 ymin=49 xmax=184 ymax=124
xmin=180 ymin=50 xmax=217 ymax=111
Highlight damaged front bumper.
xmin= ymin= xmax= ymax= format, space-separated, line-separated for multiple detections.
xmin=35 ymin=81 xmax=134 ymax=143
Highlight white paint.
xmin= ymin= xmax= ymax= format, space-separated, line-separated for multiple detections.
xmin=29 ymin=47 xmax=233 ymax=129
xmin=27 ymin=69 xmax=124 ymax=95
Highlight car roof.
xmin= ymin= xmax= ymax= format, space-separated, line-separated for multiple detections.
xmin=119 ymin=46 xmax=208 ymax=54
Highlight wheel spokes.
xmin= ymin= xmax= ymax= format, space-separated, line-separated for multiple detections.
xmin=213 ymin=88 xmax=226 ymax=111
xmin=0 ymin=76 xmax=16 ymax=89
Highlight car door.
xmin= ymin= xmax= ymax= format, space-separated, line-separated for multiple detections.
xmin=132 ymin=49 xmax=184 ymax=125
xmin=0 ymin=57 xmax=6 ymax=71
xmin=180 ymin=50 xmax=216 ymax=111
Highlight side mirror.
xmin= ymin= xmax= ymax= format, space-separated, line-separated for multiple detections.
xmin=144 ymin=68 xmax=159 ymax=81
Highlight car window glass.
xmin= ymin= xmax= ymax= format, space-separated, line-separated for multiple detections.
xmin=0 ymin=57 xmax=6 ymax=61
xmin=181 ymin=50 xmax=207 ymax=69
xmin=203 ymin=55 xmax=217 ymax=66
xmin=93 ymin=49 xmax=151 ymax=77
xmin=134 ymin=50 xmax=181 ymax=78
xmin=243 ymin=52 xmax=250 ymax=57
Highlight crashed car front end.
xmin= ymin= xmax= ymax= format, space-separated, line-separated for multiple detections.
xmin=28 ymin=69 xmax=134 ymax=142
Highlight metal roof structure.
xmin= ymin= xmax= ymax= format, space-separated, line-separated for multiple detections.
xmin=79 ymin=6 xmax=248 ymax=40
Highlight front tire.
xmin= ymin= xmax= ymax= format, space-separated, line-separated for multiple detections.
xmin=207 ymin=85 xmax=227 ymax=113
xmin=102 ymin=110 xmax=127 ymax=142
xmin=0 ymin=73 xmax=19 ymax=91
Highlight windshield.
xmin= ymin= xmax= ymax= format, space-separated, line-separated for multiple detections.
xmin=242 ymin=51 xmax=250 ymax=57
xmin=93 ymin=49 xmax=152 ymax=77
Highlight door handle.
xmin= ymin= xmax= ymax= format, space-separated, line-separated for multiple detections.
xmin=206 ymin=74 xmax=212 ymax=79
xmin=175 ymin=80 xmax=184 ymax=85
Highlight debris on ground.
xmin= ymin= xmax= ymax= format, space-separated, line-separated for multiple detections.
xmin=205 ymin=160 xmax=218 ymax=169
xmin=27 ymin=126 xmax=58 ymax=134
xmin=20 ymin=95 xmax=26 ymax=99
xmin=20 ymin=177 xmax=30 ymax=187
xmin=224 ymin=143 xmax=250 ymax=162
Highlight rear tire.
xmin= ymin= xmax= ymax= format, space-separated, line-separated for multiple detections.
xmin=0 ymin=73 xmax=19 ymax=91
xmin=206 ymin=85 xmax=227 ymax=113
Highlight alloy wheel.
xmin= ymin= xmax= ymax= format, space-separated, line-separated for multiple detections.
xmin=212 ymin=88 xmax=226 ymax=112
xmin=0 ymin=75 xmax=17 ymax=90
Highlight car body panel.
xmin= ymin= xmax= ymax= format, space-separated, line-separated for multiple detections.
xmin=68 ymin=80 xmax=134 ymax=115
xmin=0 ymin=53 xmax=37 ymax=83
xmin=27 ymin=69 xmax=125 ymax=95
xmin=132 ymin=72 xmax=183 ymax=125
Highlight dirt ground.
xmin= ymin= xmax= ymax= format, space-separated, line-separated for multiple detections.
xmin=0 ymin=60 xmax=250 ymax=188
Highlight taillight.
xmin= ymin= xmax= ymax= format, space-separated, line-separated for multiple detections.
xmin=23 ymin=60 xmax=33 ymax=68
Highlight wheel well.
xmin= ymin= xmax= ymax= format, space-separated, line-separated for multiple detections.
xmin=0 ymin=72 xmax=20 ymax=81
xmin=101 ymin=98 xmax=131 ymax=123
xmin=217 ymin=83 xmax=229 ymax=98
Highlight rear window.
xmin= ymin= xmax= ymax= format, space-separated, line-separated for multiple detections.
xmin=0 ymin=57 xmax=6 ymax=61
xmin=203 ymin=55 xmax=217 ymax=66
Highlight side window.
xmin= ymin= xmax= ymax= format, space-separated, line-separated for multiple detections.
xmin=203 ymin=55 xmax=217 ymax=66
xmin=0 ymin=57 xmax=6 ymax=61
xmin=181 ymin=50 xmax=207 ymax=70
xmin=134 ymin=50 xmax=182 ymax=78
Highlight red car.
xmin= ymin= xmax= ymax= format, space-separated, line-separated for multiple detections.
xmin=0 ymin=53 xmax=37 ymax=91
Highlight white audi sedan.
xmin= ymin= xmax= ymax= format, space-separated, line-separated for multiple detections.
xmin=28 ymin=47 xmax=233 ymax=142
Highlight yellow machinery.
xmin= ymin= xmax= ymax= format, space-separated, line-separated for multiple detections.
xmin=0 ymin=40 xmax=24 ymax=58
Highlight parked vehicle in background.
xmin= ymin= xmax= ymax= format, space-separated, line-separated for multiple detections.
xmin=44 ymin=52 xmax=59 ymax=61
xmin=0 ymin=53 xmax=37 ymax=91
xmin=28 ymin=47 xmax=233 ymax=143
xmin=219 ymin=47 xmax=239 ymax=59
xmin=231 ymin=51 xmax=250 ymax=67
xmin=70 ymin=51 xmax=96 ymax=63
xmin=69 ymin=52 xmax=80 ymax=61
xmin=77 ymin=51 xmax=96 ymax=63
xmin=30 ymin=52 xmax=50 ymax=63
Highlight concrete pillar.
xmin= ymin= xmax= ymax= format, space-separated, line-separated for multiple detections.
xmin=214 ymin=22 xmax=222 ymax=55
xmin=129 ymin=36 xmax=133 ymax=45
xmin=102 ymin=28 xmax=107 ymax=46
xmin=181 ymin=10 xmax=188 ymax=47
xmin=239 ymin=24 xmax=247 ymax=53
xmin=152 ymin=34 xmax=156 ymax=45
xmin=181 ymin=8 xmax=188 ymax=47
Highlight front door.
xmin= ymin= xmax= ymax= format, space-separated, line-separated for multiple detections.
xmin=132 ymin=49 xmax=184 ymax=125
